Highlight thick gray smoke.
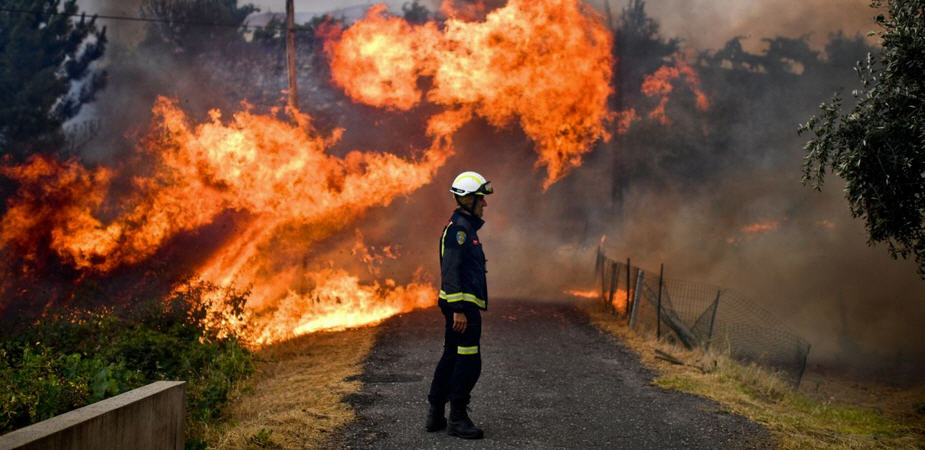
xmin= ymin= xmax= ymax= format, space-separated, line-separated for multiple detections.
xmin=75 ymin=0 xmax=145 ymax=45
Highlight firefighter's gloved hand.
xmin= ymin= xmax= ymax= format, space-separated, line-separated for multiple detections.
xmin=452 ymin=312 xmax=467 ymax=333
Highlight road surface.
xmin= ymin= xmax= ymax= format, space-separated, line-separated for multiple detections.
xmin=336 ymin=299 xmax=771 ymax=449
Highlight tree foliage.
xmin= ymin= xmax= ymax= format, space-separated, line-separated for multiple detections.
xmin=0 ymin=0 xmax=107 ymax=162
xmin=800 ymin=0 xmax=925 ymax=276
xmin=140 ymin=0 xmax=256 ymax=57
xmin=614 ymin=0 xmax=679 ymax=99
xmin=402 ymin=0 xmax=431 ymax=25
xmin=251 ymin=14 xmax=343 ymax=48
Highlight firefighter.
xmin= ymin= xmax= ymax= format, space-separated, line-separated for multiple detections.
xmin=425 ymin=171 xmax=493 ymax=440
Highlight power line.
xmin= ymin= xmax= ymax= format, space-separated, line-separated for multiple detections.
xmin=0 ymin=6 xmax=323 ymax=32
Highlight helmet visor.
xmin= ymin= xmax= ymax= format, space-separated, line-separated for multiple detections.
xmin=476 ymin=181 xmax=493 ymax=195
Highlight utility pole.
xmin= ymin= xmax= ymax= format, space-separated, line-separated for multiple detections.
xmin=286 ymin=0 xmax=299 ymax=110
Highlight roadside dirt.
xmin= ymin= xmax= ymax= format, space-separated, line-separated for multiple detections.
xmin=208 ymin=326 xmax=378 ymax=449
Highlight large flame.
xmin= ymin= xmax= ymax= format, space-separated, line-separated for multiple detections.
xmin=0 ymin=98 xmax=445 ymax=344
xmin=324 ymin=0 xmax=615 ymax=189
xmin=254 ymin=268 xmax=434 ymax=344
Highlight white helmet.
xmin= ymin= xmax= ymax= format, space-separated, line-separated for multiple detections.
xmin=450 ymin=171 xmax=493 ymax=196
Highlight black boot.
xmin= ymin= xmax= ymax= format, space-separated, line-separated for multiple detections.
xmin=447 ymin=405 xmax=483 ymax=439
xmin=425 ymin=403 xmax=446 ymax=432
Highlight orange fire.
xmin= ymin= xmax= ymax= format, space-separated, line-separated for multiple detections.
xmin=741 ymin=220 xmax=781 ymax=234
xmin=610 ymin=288 xmax=630 ymax=314
xmin=726 ymin=220 xmax=783 ymax=245
xmin=641 ymin=56 xmax=710 ymax=125
xmin=0 ymin=97 xmax=447 ymax=344
xmin=0 ymin=157 xmax=118 ymax=270
xmin=254 ymin=268 xmax=433 ymax=344
xmin=324 ymin=0 xmax=615 ymax=189
xmin=564 ymin=289 xmax=599 ymax=299
xmin=564 ymin=288 xmax=630 ymax=313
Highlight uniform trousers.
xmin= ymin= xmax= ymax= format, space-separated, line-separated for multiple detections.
xmin=427 ymin=299 xmax=481 ymax=409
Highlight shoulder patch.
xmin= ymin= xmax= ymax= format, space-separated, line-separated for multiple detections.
xmin=456 ymin=230 xmax=467 ymax=245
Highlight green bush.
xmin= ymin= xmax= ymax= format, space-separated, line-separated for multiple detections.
xmin=0 ymin=281 xmax=254 ymax=443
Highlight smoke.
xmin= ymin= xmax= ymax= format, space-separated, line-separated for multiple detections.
xmin=603 ymin=173 xmax=925 ymax=373
xmin=69 ymin=0 xmax=202 ymax=162
xmin=75 ymin=0 xmax=146 ymax=47
xmin=591 ymin=0 xmax=880 ymax=52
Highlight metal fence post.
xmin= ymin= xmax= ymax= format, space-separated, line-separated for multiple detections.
xmin=594 ymin=246 xmax=603 ymax=285
xmin=592 ymin=250 xmax=811 ymax=386
xmin=705 ymin=289 xmax=722 ymax=350
xmin=629 ymin=270 xmax=644 ymax=329
xmin=796 ymin=343 xmax=811 ymax=388
xmin=656 ymin=263 xmax=663 ymax=339
xmin=600 ymin=256 xmax=608 ymax=308
xmin=625 ymin=258 xmax=631 ymax=316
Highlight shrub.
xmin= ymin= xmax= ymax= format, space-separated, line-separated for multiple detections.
xmin=0 ymin=280 xmax=254 ymax=444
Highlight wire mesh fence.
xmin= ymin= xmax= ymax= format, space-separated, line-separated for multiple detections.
xmin=594 ymin=247 xmax=811 ymax=386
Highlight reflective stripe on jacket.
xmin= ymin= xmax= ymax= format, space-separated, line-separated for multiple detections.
xmin=439 ymin=210 xmax=487 ymax=311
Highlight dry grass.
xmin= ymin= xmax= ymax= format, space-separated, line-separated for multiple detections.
xmin=204 ymin=326 xmax=379 ymax=449
xmin=580 ymin=301 xmax=925 ymax=449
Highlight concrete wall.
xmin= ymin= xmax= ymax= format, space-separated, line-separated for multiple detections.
xmin=0 ymin=381 xmax=185 ymax=450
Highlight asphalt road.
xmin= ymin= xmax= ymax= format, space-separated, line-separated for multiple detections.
xmin=336 ymin=299 xmax=772 ymax=449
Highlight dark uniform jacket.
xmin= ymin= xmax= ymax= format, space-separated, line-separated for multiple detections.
xmin=439 ymin=210 xmax=487 ymax=311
